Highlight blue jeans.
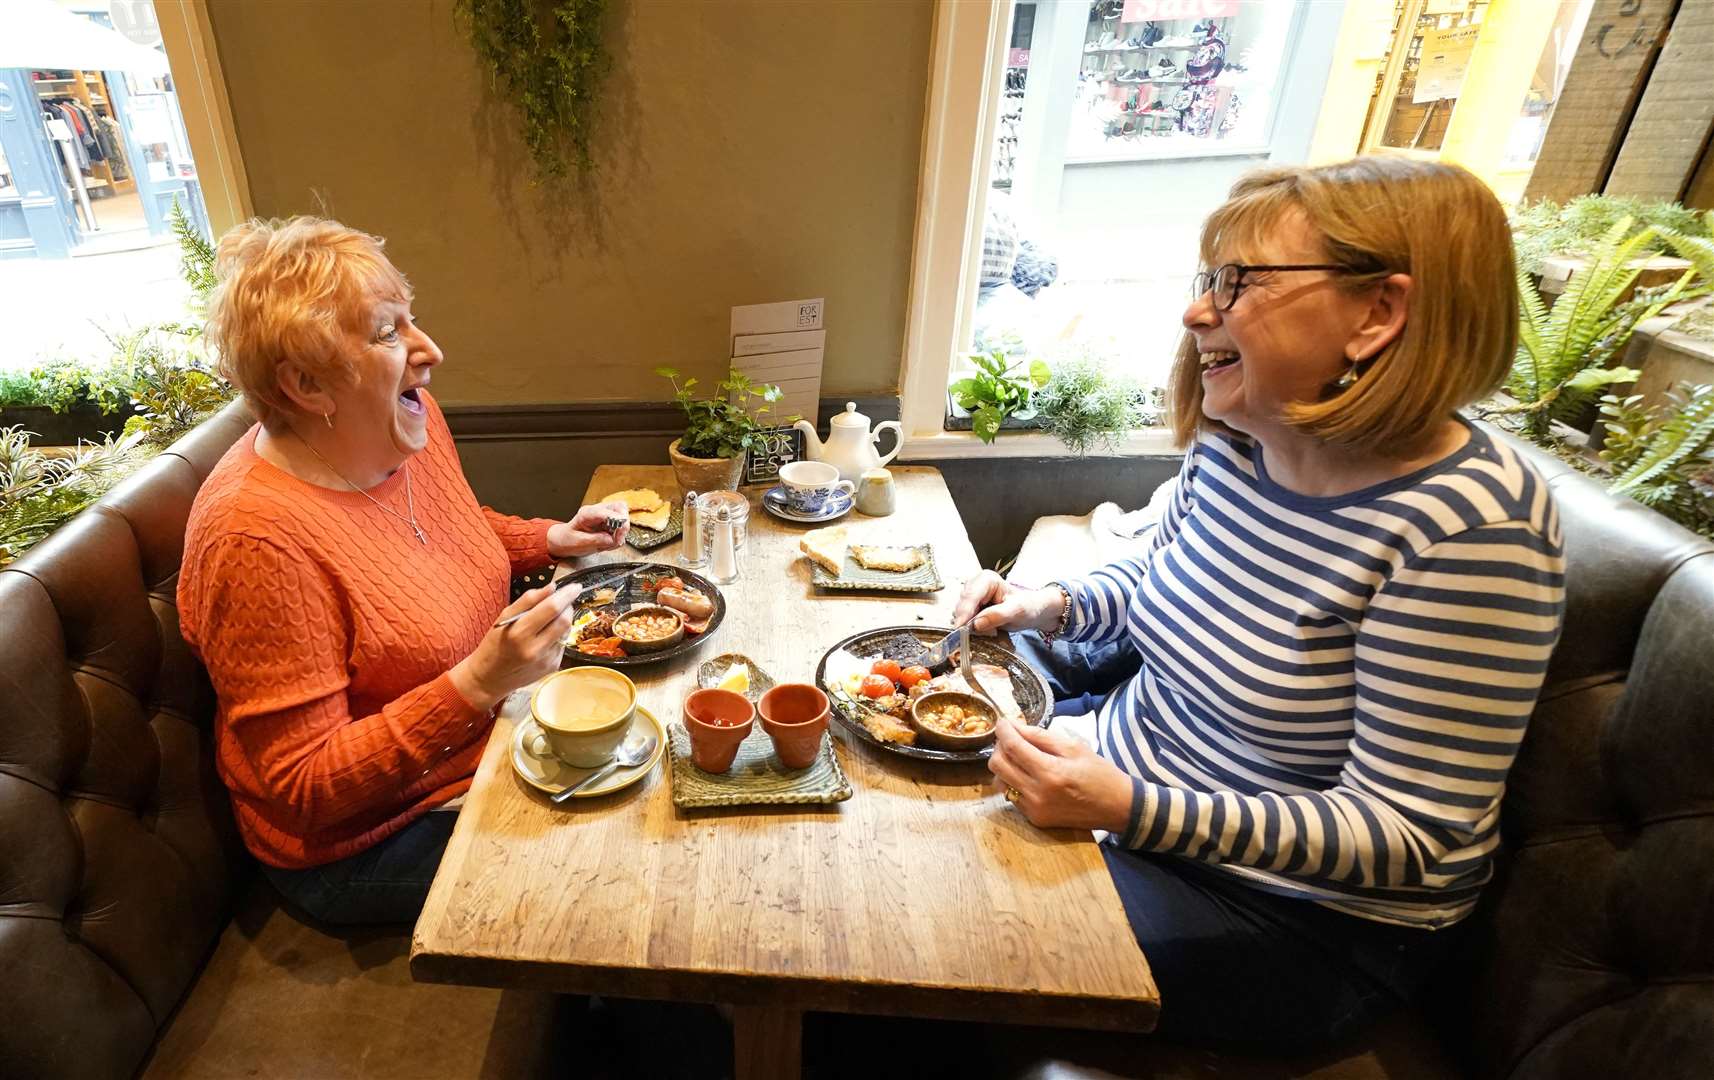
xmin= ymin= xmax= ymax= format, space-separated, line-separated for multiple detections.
xmin=1010 ymin=631 xmax=1144 ymax=717
xmin=263 ymin=810 xmax=456 ymax=926
xmin=1103 ymin=848 xmax=1465 ymax=1052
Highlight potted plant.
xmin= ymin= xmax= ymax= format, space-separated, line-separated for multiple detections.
xmin=656 ymin=366 xmax=785 ymax=492
xmin=945 ymin=347 xmax=1050 ymax=444
xmin=0 ymin=356 xmax=139 ymax=446
xmin=1033 ymin=355 xmax=1156 ymax=456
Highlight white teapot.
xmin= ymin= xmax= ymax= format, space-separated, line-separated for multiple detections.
xmin=793 ymin=402 xmax=903 ymax=483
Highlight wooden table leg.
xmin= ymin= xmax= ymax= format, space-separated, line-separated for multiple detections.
xmin=731 ymin=1005 xmax=802 ymax=1080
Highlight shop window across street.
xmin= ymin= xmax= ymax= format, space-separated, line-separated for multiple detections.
xmin=1 ymin=0 xmax=217 ymax=372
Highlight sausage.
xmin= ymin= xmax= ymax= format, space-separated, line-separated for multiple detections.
xmin=657 ymin=586 xmax=714 ymax=619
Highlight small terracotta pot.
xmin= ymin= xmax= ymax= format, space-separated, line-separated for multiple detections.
xmin=757 ymin=683 xmax=830 ymax=770
xmin=683 ymin=688 xmax=755 ymax=773
xmin=668 ymin=438 xmax=745 ymax=494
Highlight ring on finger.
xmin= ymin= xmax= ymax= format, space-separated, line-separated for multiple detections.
xmin=1003 ymin=786 xmax=1022 ymax=804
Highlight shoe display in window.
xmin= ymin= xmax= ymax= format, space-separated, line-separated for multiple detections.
xmin=1147 ymin=58 xmax=1178 ymax=80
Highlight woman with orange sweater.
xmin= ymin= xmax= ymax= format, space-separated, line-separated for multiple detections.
xmin=179 ymin=217 xmax=628 ymax=925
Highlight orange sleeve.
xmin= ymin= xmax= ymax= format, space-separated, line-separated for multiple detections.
xmin=191 ymin=533 xmax=490 ymax=833
xmin=482 ymin=508 xmax=556 ymax=575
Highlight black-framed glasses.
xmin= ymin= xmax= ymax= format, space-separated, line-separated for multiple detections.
xmin=1190 ymin=263 xmax=1352 ymax=311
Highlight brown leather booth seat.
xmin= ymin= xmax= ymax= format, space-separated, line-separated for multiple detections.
xmin=1 ymin=412 xmax=1710 ymax=1079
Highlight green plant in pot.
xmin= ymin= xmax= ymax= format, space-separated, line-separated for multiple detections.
xmin=1034 ymin=354 xmax=1156 ymax=456
xmin=950 ymin=348 xmax=1050 ymax=444
xmin=657 ymin=367 xmax=785 ymax=492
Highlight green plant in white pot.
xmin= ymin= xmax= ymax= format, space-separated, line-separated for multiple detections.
xmin=657 ymin=367 xmax=785 ymax=492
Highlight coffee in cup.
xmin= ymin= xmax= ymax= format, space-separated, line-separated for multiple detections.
xmin=531 ymin=667 xmax=637 ymax=767
xmin=778 ymin=460 xmax=855 ymax=515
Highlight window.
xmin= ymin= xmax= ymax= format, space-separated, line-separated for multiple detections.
xmin=0 ymin=0 xmax=247 ymax=375
xmin=899 ymin=0 xmax=1343 ymax=459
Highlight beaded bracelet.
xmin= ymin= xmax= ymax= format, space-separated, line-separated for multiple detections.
xmin=1040 ymin=584 xmax=1073 ymax=644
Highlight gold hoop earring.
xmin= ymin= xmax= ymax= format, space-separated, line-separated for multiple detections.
xmin=323 ymin=413 xmax=334 ymax=429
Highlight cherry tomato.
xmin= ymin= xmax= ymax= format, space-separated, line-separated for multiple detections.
xmin=871 ymin=659 xmax=903 ymax=682
xmin=860 ymin=674 xmax=897 ymax=698
xmin=898 ymin=666 xmax=932 ymax=689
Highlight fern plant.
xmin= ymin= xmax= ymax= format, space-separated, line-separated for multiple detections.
xmin=1597 ymin=386 xmax=1714 ymax=537
xmin=168 ymin=199 xmax=217 ymax=309
xmin=1504 ymin=217 xmax=1695 ymax=441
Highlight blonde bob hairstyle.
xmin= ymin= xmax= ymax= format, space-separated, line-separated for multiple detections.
xmin=204 ymin=216 xmax=412 ymax=426
xmin=1167 ymin=156 xmax=1517 ymax=456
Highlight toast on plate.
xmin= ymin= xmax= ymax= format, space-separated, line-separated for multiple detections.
xmin=800 ymin=526 xmax=848 ymax=575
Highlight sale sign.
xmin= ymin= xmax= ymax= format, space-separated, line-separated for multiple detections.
xmin=1123 ymin=0 xmax=1239 ymax=21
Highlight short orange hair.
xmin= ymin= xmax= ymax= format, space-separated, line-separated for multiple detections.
xmin=1167 ymin=156 xmax=1518 ymax=456
xmin=205 ymin=216 xmax=412 ymax=425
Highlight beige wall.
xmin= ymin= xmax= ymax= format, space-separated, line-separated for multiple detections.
xmin=206 ymin=0 xmax=933 ymax=406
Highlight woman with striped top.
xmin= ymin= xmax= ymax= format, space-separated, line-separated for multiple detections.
xmin=955 ymin=158 xmax=1566 ymax=1051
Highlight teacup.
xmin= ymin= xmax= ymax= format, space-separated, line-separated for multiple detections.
xmin=682 ymin=688 xmax=755 ymax=774
xmin=531 ymin=667 xmax=637 ymax=768
xmin=757 ymin=683 xmax=830 ymax=770
xmin=778 ymin=460 xmax=855 ymax=515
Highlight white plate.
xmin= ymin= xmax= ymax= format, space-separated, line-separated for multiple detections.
xmin=511 ymin=705 xmax=666 ymax=799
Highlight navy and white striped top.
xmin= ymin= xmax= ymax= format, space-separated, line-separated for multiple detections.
xmin=1060 ymin=423 xmax=1566 ymax=928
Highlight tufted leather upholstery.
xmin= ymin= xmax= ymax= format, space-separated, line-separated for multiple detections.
xmin=1443 ymin=442 xmax=1714 ymax=1079
xmin=0 ymin=403 xmax=255 ymax=1080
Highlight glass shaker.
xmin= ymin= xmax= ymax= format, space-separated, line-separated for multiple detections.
xmin=680 ymin=491 xmax=707 ymax=568
xmin=708 ymin=504 xmax=740 ymax=585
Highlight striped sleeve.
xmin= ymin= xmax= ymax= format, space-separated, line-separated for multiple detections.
xmin=1056 ymin=447 xmax=1198 ymax=645
xmin=1120 ymin=522 xmax=1565 ymax=891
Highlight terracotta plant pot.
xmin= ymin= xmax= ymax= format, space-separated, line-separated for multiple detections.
xmin=683 ymin=688 xmax=755 ymax=773
xmin=757 ymin=683 xmax=830 ymax=771
xmin=668 ymin=438 xmax=745 ymax=493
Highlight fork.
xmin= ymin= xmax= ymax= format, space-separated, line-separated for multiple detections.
xmin=956 ymin=625 xmax=999 ymax=713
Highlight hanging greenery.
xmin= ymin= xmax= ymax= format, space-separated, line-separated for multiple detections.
xmin=457 ymin=0 xmax=609 ymax=183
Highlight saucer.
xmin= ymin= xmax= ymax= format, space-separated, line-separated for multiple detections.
xmin=762 ymin=485 xmax=853 ymax=523
xmin=511 ymin=705 xmax=666 ymax=799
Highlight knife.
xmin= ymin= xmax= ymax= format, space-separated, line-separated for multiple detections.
xmin=491 ymin=566 xmax=646 ymax=630
xmin=916 ymin=614 xmax=978 ymax=670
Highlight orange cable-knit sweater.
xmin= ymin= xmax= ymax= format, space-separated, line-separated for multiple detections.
xmin=179 ymin=392 xmax=556 ymax=869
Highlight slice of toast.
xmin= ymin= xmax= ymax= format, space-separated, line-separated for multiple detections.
xmin=850 ymin=544 xmax=925 ymax=572
xmin=603 ymin=487 xmax=665 ymax=512
xmin=799 ymin=526 xmax=848 ymax=575
xmin=629 ymin=503 xmax=671 ymax=531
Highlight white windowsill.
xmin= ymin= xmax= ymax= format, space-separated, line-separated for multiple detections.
xmin=901 ymin=427 xmax=1179 ymax=461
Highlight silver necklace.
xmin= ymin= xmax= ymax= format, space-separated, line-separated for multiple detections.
xmin=295 ymin=432 xmax=428 ymax=545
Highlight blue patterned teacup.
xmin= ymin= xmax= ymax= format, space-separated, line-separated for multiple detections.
xmin=779 ymin=461 xmax=855 ymax=514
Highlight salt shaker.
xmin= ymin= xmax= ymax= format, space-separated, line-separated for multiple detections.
xmin=708 ymin=504 xmax=739 ymax=585
xmin=680 ymin=491 xmax=707 ymax=568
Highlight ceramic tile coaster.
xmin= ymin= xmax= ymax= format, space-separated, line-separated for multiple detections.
xmin=667 ymin=723 xmax=852 ymax=809
xmin=626 ymin=503 xmax=684 ymax=551
xmin=811 ymin=543 xmax=942 ymax=593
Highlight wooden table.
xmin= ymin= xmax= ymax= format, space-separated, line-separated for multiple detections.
xmin=411 ymin=465 xmax=1158 ymax=1078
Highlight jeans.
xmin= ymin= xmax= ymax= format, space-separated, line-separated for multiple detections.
xmin=1102 ymin=848 xmax=1466 ymax=1053
xmin=1010 ymin=631 xmax=1144 ymax=717
xmin=263 ymin=810 xmax=456 ymax=926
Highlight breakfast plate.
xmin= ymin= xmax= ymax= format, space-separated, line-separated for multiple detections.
xmin=558 ymin=562 xmax=726 ymax=667
xmin=814 ymin=626 xmax=1051 ymax=763
xmin=512 ymin=705 xmax=666 ymax=799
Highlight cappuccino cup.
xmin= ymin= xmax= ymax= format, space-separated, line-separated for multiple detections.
xmin=530 ymin=667 xmax=636 ymax=768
